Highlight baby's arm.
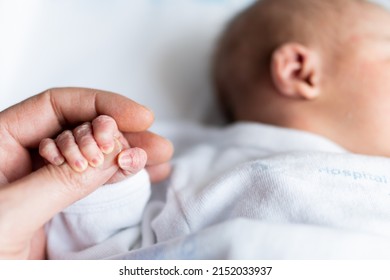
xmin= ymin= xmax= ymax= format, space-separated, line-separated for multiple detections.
xmin=39 ymin=115 xmax=147 ymax=184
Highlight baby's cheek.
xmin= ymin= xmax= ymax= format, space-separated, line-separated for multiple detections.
xmin=349 ymin=59 xmax=386 ymax=96
xmin=361 ymin=64 xmax=390 ymax=97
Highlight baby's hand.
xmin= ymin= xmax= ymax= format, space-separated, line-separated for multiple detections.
xmin=39 ymin=115 xmax=147 ymax=184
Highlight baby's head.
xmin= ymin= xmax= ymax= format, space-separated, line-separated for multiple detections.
xmin=214 ymin=0 xmax=390 ymax=157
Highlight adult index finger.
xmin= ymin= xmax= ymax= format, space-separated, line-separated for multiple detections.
xmin=0 ymin=87 xmax=154 ymax=148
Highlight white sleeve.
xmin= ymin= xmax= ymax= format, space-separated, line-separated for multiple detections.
xmin=46 ymin=169 xmax=151 ymax=259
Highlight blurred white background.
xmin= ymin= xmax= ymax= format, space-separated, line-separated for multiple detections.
xmin=0 ymin=0 xmax=253 ymax=123
xmin=1 ymin=0 xmax=388 ymax=123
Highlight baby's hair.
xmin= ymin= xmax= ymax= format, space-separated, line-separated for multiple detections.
xmin=212 ymin=0 xmax=358 ymax=122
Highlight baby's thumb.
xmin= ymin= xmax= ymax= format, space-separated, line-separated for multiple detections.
xmin=105 ymin=147 xmax=147 ymax=184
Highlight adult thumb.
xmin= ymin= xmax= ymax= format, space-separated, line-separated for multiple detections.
xmin=0 ymin=142 xmax=122 ymax=242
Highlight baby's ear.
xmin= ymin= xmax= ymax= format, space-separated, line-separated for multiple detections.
xmin=271 ymin=43 xmax=321 ymax=100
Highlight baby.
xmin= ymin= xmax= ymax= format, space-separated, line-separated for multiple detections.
xmin=43 ymin=0 xmax=390 ymax=259
xmin=213 ymin=0 xmax=390 ymax=157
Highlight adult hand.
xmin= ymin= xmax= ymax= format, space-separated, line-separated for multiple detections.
xmin=0 ymin=88 xmax=173 ymax=259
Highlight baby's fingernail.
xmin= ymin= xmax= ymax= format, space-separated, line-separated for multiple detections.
xmin=118 ymin=149 xmax=147 ymax=173
xmin=118 ymin=153 xmax=134 ymax=169
xmin=118 ymin=151 xmax=139 ymax=173
xmin=90 ymin=155 xmax=104 ymax=167
xmin=114 ymin=137 xmax=123 ymax=152
xmin=101 ymin=143 xmax=114 ymax=154
xmin=74 ymin=159 xmax=88 ymax=172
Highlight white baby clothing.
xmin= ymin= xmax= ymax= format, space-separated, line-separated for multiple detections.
xmin=47 ymin=122 xmax=390 ymax=259
xmin=46 ymin=169 xmax=151 ymax=259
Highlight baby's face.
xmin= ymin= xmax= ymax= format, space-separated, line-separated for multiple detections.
xmin=328 ymin=3 xmax=390 ymax=156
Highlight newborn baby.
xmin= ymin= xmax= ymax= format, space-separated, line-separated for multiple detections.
xmin=213 ymin=0 xmax=390 ymax=157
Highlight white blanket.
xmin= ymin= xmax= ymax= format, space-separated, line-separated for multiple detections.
xmin=47 ymin=122 xmax=390 ymax=259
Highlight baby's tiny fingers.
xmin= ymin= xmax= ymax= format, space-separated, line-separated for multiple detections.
xmin=118 ymin=148 xmax=147 ymax=176
xmin=73 ymin=123 xmax=104 ymax=167
xmin=92 ymin=115 xmax=119 ymax=154
xmin=56 ymin=130 xmax=88 ymax=172
xmin=39 ymin=138 xmax=65 ymax=165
